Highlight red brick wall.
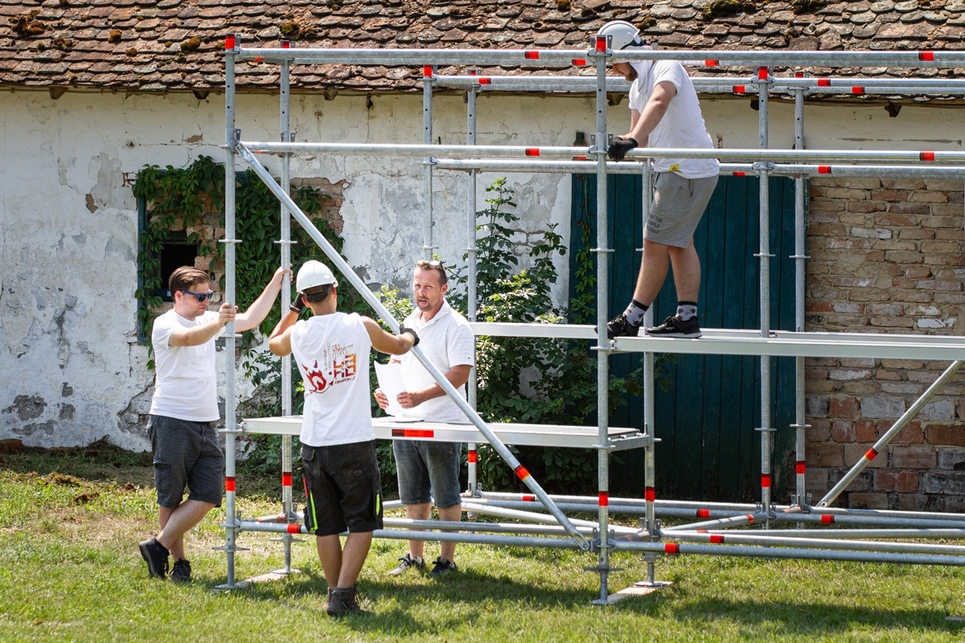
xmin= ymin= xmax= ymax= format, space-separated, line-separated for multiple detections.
xmin=805 ymin=177 xmax=965 ymax=511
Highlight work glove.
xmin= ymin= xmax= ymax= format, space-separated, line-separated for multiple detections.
xmin=607 ymin=136 xmax=638 ymax=162
xmin=399 ymin=325 xmax=420 ymax=347
xmin=289 ymin=295 xmax=306 ymax=314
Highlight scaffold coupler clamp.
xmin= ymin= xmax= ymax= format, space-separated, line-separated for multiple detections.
xmin=225 ymin=127 xmax=241 ymax=150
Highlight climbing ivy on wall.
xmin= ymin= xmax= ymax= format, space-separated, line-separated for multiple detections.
xmin=132 ymin=155 xmax=356 ymax=353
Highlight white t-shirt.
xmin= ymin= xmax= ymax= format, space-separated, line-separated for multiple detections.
xmin=628 ymin=59 xmax=719 ymax=179
xmin=398 ymin=301 xmax=475 ymax=424
xmin=149 ymin=309 xmax=222 ymax=422
xmin=291 ymin=312 xmax=374 ymax=447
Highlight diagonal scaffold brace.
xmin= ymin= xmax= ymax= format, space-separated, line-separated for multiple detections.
xmin=233 ymin=140 xmax=591 ymax=552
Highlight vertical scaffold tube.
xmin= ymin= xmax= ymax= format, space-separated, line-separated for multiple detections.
xmin=423 ymin=65 xmax=435 ymax=258
xmin=756 ymin=67 xmax=775 ymax=525
xmin=641 ymin=163 xmax=660 ymax=584
xmin=221 ymin=33 xmax=239 ymax=588
xmin=466 ymin=79 xmax=479 ymax=498
xmin=593 ymin=35 xmax=612 ymax=604
xmin=278 ymin=44 xmax=295 ymax=573
xmin=792 ymin=86 xmax=809 ymax=509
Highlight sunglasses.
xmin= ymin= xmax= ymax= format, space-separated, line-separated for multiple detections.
xmin=181 ymin=289 xmax=215 ymax=302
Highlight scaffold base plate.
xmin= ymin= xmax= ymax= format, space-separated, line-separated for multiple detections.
xmin=603 ymin=581 xmax=673 ymax=604
xmin=231 ymin=568 xmax=302 ymax=588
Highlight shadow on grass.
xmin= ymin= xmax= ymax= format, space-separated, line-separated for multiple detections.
xmin=668 ymin=596 xmax=963 ymax=636
xmin=0 ymin=440 xmax=155 ymax=488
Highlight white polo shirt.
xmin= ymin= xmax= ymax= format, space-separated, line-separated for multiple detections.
xmin=398 ymin=301 xmax=475 ymax=424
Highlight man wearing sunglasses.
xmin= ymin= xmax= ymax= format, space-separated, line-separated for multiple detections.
xmin=139 ymin=265 xmax=288 ymax=582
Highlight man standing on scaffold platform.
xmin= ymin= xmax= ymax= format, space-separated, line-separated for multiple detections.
xmin=599 ymin=20 xmax=720 ymax=340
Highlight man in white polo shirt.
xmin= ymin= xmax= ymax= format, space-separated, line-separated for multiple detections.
xmin=374 ymin=259 xmax=475 ymax=579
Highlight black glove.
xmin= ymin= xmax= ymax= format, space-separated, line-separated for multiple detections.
xmin=289 ymin=295 xmax=306 ymax=314
xmin=399 ymin=325 xmax=420 ymax=346
xmin=608 ymin=136 xmax=638 ymax=162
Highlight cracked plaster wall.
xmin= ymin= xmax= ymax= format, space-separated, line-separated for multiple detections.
xmin=1 ymin=88 xmax=963 ymax=451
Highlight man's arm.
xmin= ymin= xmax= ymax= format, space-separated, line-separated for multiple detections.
xmin=624 ymin=80 xmax=676 ymax=145
xmin=363 ymin=317 xmax=416 ymax=356
xmin=267 ymin=306 xmax=299 ymax=356
xmin=396 ymin=363 xmax=472 ymax=409
xmin=236 ymin=267 xmax=290 ymax=333
xmin=168 ymin=303 xmax=236 ymax=347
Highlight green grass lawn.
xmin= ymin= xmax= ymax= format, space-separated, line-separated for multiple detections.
xmin=1 ymin=447 xmax=964 ymax=642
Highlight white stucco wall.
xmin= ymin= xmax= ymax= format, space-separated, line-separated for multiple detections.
xmin=1 ymin=85 xmax=963 ymax=450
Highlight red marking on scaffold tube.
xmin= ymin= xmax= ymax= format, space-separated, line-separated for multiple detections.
xmin=697 ymin=508 xmax=711 ymax=518
xmin=761 ymin=474 xmax=772 ymax=488
xmin=696 ymin=528 xmax=707 ymax=533
xmin=919 ymin=51 xmax=935 ymax=62
xmin=920 ymin=151 xmax=936 ymax=162
xmin=852 ymin=86 xmax=865 ymax=95
xmin=665 ymin=543 xmax=680 ymax=554
xmin=514 ymin=465 xmax=531 ymax=481
xmin=821 ymin=514 xmax=835 ymax=524
xmin=391 ymin=429 xmax=435 ymax=438
xmin=710 ymin=534 xmax=725 ymax=544
xmin=795 ymin=71 xmax=805 ymax=78
xmin=645 ymin=487 xmax=656 ymax=502
xmin=468 ymin=69 xmax=477 ymax=76
xmin=746 ymin=513 xmax=755 ymax=523
xmin=287 ymin=523 xmax=301 ymax=534
xmin=733 ymin=85 xmax=747 ymax=94
xmin=758 ymin=67 xmax=768 ymax=80
xmin=524 ymin=50 xmax=540 ymax=60
xmin=818 ymin=165 xmax=832 ymax=174
xmin=522 ymin=495 xmax=536 ymax=502
xmin=478 ymin=77 xmax=491 ymax=85
xmin=525 ymin=148 xmax=541 ymax=157
xmin=423 ymin=65 xmax=433 ymax=78
xmin=254 ymin=57 xmax=263 ymax=63
xmin=572 ymin=59 xmax=588 ymax=67
xmin=817 ymin=78 xmax=831 ymax=87
xmin=599 ymin=492 xmax=609 ymax=507
xmin=595 ymin=37 xmax=607 ymax=53
xmin=468 ymin=450 xmax=478 ymax=463
xmin=225 ymin=35 xmax=236 ymax=50
xmin=733 ymin=171 xmax=746 ymax=177
xmin=225 ymin=477 xmax=236 ymax=492
xmin=705 ymin=60 xmax=719 ymax=67
xmin=282 ymin=472 xmax=292 ymax=487
xmin=865 ymin=447 xmax=879 ymax=461
xmin=796 ymin=461 xmax=806 ymax=475
xmin=281 ymin=41 xmax=290 ymax=49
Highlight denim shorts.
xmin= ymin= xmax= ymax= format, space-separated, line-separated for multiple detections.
xmin=393 ymin=440 xmax=462 ymax=509
xmin=301 ymin=440 xmax=383 ymax=537
xmin=148 ymin=414 xmax=225 ymax=508
xmin=645 ymin=173 xmax=718 ymax=248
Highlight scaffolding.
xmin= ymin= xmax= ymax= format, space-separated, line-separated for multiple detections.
xmin=217 ymin=35 xmax=965 ymax=601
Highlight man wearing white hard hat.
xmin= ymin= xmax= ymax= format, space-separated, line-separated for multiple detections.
xmin=599 ymin=20 xmax=719 ymax=339
xmin=269 ymin=260 xmax=419 ymax=617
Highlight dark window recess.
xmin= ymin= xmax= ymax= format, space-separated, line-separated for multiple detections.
xmin=157 ymin=231 xmax=199 ymax=302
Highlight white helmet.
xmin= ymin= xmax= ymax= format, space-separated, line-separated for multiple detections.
xmin=598 ymin=20 xmax=642 ymax=53
xmin=296 ymin=260 xmax=338 ymax=292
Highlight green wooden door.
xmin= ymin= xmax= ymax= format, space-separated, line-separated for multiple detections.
xmin=570 ymin=173 xmax=799 ymax=502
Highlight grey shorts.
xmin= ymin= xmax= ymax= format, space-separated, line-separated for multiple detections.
xmin=393 ymin=440 xmax=462 ymax=509
xmin=148 ymin=414 xmax=225 ymax=508
xmin=644 ymin=173 xmax=718 ymax=248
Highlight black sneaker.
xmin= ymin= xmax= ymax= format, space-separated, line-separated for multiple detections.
xmin=138 ymin=537 xmax=170 ymax=578
xmin=606 ymin=313 xmax=640 ymax=339
xmin=170 ymin=559 xmax=191 ymax=583
xmin=387 ymin=553 xmax=425 ymax=577
xmin=326 ymin=586 xmax=365 ymax=617
xmin=429 ymin=557 xmax=458 ymax=579
xmin=646 ymin=315 xmax=701 ymax=338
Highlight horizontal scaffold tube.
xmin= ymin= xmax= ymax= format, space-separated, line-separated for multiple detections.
xmin=667 ymin=530 xmax=965 ymax=555
xmin=734 ymin=528 xmax=965 ymax=540
xmin=611 ymin=540 xmax=965 ymax=566
xmin=243 ymin=141 xmax=965 ymax=165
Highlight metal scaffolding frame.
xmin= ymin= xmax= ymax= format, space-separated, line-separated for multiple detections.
xmin=217 ymin=34 xmax=965 ymax=601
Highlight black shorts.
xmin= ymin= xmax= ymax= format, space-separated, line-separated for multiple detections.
xmin=301 ymin=440 xmax=383 ymax=537
xmin=148 ymin=414 xmax=225 ymax=508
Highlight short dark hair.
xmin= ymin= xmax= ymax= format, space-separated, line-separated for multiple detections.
xmin=416 ymin=259 xmax=447 ymax=285
xmin=168 ymin=266 xmax=210 ymax=293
